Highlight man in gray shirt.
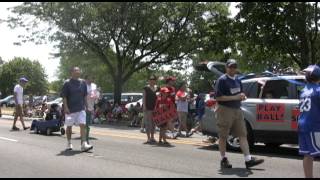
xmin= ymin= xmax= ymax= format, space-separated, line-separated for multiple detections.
xmin=61 ymin=67 xmax=93 ymax=152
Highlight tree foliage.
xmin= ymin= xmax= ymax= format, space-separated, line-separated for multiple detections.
xmin=236 ymin=2 xmax=320 ymax=69
xmin=7 ymin=2 xmax=230 ymax=103
xmin=0 ymin=57 xmax=48 ymax=96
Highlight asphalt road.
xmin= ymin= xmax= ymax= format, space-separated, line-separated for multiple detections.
xmin=0 ymin=116 xmax=319 ymax=178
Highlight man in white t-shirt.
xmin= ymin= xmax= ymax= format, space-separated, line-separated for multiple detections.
xmin=85 ymin=75 xmax=99 ymax=144
xmin=12 ymin=77 xmax=30 ymax=131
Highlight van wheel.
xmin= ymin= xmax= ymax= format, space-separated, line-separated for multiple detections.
xmin=226 ymin=122 xmax=254 ymax=151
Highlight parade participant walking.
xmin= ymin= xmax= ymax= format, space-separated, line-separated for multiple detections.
xmin=214 ymin=59 xmax=264 ymax=169
xmin=61 ymin=67 xmax=93 ymax=152
xmin=12 ymin=77 xmax=30 ymax=131
xmin=298 ymin=65 xmax=320 ymax=178
xmin=143 ymin=75 xmax=158 ymax=144
xmin=85 ymin=75 xmax=99 ymax=144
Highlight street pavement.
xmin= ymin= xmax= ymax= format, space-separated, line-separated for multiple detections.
xmin=0 ymin=116 xmax=319 ymax=178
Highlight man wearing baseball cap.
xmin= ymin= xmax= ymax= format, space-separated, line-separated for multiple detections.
xmin=298 ymin=65 xmax=320 ymax=178
xmin=12 ymin=76 xmax=30 ymax=131
xmin=214 ymin=59 xmax=264 ymax=169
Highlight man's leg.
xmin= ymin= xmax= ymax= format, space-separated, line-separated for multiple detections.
xmin=85 ymin=111 xmax=92 ymax=144
xmin=303 ymin=155 xmax=314 ymax=178
xmin=66 ymin=126 xmax=72 ymax=143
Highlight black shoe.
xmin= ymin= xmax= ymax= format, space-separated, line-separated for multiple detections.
xmin=221 ymin=157 xmax=232 ymax=169
xmin=23 ymin=127 xmax=30 ymax=130
xmin=245 ymin=157 xmax=264 ymax=169
xmin=12 ymin=126 xmax=20 ymax=131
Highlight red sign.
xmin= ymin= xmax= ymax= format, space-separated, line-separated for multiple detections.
xmin=256 ymin=104 xmax=285 ymax=122
xmin=291 ymin=108 xmax=300 ymax=130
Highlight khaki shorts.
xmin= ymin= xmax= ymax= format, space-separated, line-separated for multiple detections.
xmin=178 ymin=112 xmax=187 ymax=125
xmin=15 ymin=105 xmax=23 ymax=117
xmin=144 ymin=110 xmax=155 ymax=132
xmin=215 ymin=105 xmax=247 ymax=139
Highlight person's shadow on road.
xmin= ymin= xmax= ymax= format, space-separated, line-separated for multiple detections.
xmin=56 ymin=150 xmax=87 ymax=157
xmin=218 ymin=167 xmax=265 ymax=177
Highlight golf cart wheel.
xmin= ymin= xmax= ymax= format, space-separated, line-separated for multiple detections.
xmin=46 ymin=128 xmax=52 ymax=136
xmin=60 ymin=128 xmax=65 ymax=136
xmin=34 ymin=127 xmax=39 ymax=134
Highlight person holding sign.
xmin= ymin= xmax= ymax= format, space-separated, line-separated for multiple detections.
xmin=214 ymin=59 xmax=264 ymax=169
xmin=298 ymin=65 xmax=320 ymax=178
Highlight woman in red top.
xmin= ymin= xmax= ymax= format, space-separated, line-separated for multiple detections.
xmin=153 ymin=87 xmax=175 ymax=145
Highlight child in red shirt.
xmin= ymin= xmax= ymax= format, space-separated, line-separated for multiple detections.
xmin=153 ymin=87 xmax=176 ymax=145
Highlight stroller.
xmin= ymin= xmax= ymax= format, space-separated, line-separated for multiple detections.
xmin=30 ymin=103 xmax=65 ymax=136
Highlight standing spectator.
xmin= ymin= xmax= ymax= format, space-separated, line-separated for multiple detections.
xmin=12 ymin=77 xmax=30 ymax=131
xmin=214 ymin=59 xmax=264 ymax=169
xmin=61 ymin=67 xmax=93 ymax=152
xmin=143 ymin=75 xmax=158 ymax=144
xmin=165 ymin=76 xmax=178 ymax=139
xmin=175 ymin=82 xmax=189 ymax=137
xmin=298 ymin=65 xmax=320 ymax=178
xmin=85 ymin=75 xmax=99 ymax=144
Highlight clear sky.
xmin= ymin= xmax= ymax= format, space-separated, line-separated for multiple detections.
xmin=0 ymin=2 xmax=239 ymax=83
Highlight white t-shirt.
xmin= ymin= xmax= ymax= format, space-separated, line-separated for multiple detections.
xmin=87 ymin=83 xmax=98 ymax=111
xmin=14 ymin=84 xmax=24 ymax=105
xmin=176 ymin=90 xmax=189 ymax=113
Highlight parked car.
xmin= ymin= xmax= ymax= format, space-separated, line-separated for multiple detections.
xmin=125 ymin=98 xmax=143 ymax=109
xmin=0 ymin=95 xmax=14 ymax=107
xmin=102 ymin=93 xmax=143 ymax=105
xmin=195 ymin=61 xmax=304 ymax=150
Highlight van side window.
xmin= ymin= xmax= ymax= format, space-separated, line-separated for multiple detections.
xmin=261 ymin=80 xmax=290 ymax=99
xmin=242 ymin=82 xmax=258 ymax=98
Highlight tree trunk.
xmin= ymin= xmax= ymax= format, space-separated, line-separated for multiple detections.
xmin=113 ymin=74 xmax=123 ymax=106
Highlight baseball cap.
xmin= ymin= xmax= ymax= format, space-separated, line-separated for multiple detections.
xmin=303 ymin=65 xmax=320 ymax=79
xmin=19 ymin=77 xmax=29 ymax=82
xmin=226 ymin=59 xmax=238 ymax=67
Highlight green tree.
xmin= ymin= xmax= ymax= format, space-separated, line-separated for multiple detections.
xmin=0 ymin=57 xmax=48 ymax=96
xmin=236 ymin=2 xmax=320 ymax=69
xmin=7 ymin=2 xmax=230 ymax=104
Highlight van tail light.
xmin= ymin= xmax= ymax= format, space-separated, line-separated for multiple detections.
xmin=206 ymin=99 xmax=216 ymax=107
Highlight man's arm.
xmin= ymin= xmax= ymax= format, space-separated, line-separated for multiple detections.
xmin=63 ymin=98 xmax=70 ymax=114
xmin=14 ymin=92 xmax=19 ymax=106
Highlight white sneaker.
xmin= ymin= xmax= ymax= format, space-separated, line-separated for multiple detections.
xmin=66 ymin=143 xmax=73 ymax=151
xmin=81 ymin=142 xmax=93 ymax=152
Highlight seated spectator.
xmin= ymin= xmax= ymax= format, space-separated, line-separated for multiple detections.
xmin=45 ymin=103 xmax=61 ymax=120
xmin=112 ymin=103 xmax=123 ymax=122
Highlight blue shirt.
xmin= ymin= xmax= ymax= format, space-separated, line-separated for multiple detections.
xmin=298 ymin=83 xmax=320 ymax=132
xmin=214 ymin=74 xmax=243 ymax=109
xmin=61 ymin=79 xmax=87 ymax=113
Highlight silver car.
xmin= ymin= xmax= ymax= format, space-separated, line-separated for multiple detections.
xmin=196 ymin=62 xmax=304 ymax=150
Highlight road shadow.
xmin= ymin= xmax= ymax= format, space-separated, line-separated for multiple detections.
xmin=90 ymin=123 xmax=138 ymax=131
xmin=197 ymin=144 xmax=308 ymax=161
xmin=73 ymin=137 xmax=99 ymax=141
xmin=56 ymin=150 xmax=84 ymax=157
xmin=218 ymin=168 xmax=255 ymax=177
xmin=142 ymin=142 xmax=175 ymax=148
